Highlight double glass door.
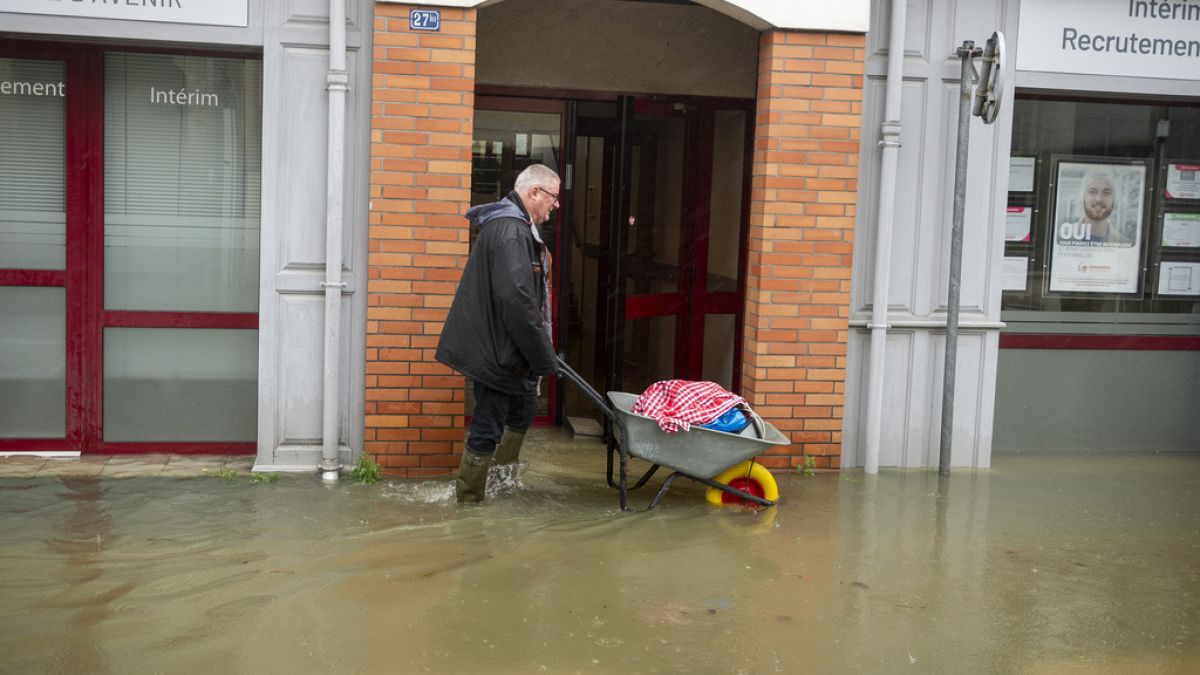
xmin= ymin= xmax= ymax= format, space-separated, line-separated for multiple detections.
xmin=0 ymin=44 xmax=261 ymax=454
xmin=565 ymin=96 xmax=752 ymax=420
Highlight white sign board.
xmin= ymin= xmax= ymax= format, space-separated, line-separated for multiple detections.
xmin=1162 ymin=212 xmax=1200 ymax=248
xmin=1008 ymin=157 xmax=1036 ymax=192
xmin=1002 ymin=256 xmax=1029 ymax=291
xmin=0 ymin=0 xmax=248 ymax=27
xmin=1158 ymin=262 xmax=1200 ymax=296
xmin=1165 ymin=163 xmax=1200 ymax=200
xmin=1005 ymin=206 xmax=1033 ymax=242
xmin=1017 ymin=0 xmax=1200 ymax=81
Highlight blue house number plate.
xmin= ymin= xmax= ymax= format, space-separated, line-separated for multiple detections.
xmin=409 ymin=9 xmax=440 ymax=31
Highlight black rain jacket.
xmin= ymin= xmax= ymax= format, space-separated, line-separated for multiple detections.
xmin=435 ymin=192 xmax=556 ymax=395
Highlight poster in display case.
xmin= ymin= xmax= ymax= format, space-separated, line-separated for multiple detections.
xmin=1049 ymin=160 xmax=1145 ymax=294
xmin=1162 ymin=212 xmax=1200 ymax=248
xmin=1157 ymin=262 xmax=1200 ymax=296
xmin=1165 ymin=163 xmax=1200 ymax=200
xmin=1002 ymin=256 xmax=1029 ymax=291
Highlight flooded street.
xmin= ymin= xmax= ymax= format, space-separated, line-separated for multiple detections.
xmin=1 ymin=431 xmax=1198 ymax=674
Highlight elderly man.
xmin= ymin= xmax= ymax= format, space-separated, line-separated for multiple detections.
xmin=436 ymin=164 xmax=560 ymax=503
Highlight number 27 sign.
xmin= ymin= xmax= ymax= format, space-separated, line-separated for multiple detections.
xmin=409 ymin=9 xmax=440 ymax=32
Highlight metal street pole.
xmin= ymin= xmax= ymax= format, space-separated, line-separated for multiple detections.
xmin=939 ymin=32 xmax=1003 ymax=476
xmin=940 ymin=41 xmax=980 ymax=476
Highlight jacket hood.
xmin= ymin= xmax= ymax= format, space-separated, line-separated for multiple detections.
xmin=465 ymin=192 xmax=530 ymax=229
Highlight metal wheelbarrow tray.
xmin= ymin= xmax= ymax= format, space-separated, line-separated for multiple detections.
xmin=557 ymin=357 xmax=790 ymax=510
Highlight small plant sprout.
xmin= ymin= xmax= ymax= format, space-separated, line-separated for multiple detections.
xmin=250 ymin=472 xmax=280 ymax=484
xmin=349 ymin=452 xmax=383 ymax=484
xmin=797 ymin=456 xmax=817 ymax=478
xmin=215 ymin=467 xmax=238 ymax=482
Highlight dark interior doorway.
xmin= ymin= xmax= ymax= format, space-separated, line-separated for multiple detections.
xmin=471 ymin=92 xmax=753 ymax=429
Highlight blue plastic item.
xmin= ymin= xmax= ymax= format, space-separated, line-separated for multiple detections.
xmin=700 ymin=407 xmax=749 ymax=433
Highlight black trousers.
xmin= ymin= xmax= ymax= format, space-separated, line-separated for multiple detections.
xmin=466 ymin=379 xmax=537 ymax=456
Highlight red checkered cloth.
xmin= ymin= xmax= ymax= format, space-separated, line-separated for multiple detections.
xmin=632 ymin=380 xmax=746 ymax=433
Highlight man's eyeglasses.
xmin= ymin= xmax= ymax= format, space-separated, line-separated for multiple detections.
xmin=538 ymin=186 xmax=560 ymax=205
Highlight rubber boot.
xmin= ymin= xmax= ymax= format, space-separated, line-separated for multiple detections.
xmin=492 ymin=428 xmax=526 ymax=466
xmin=455 ymin=450 xmax=491 ymax=504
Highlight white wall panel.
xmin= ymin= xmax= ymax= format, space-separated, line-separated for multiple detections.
xmin=847 ymin=0 xmax=1016 ymax=469
xmin=278 ymin=295 xmax=324 ymax=443
xmin=279 ymin=48 xmax=331 ymax=267
xmin=257 ymin=0 xmax=373 ymax=469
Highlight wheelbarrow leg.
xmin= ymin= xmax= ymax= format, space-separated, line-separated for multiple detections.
xmin=606 ymin=440 xmax=617 ymax=488
xmin=647 ymin=471 xmax=687 ymax=510
xmin=618 ymin=440 xmax=629 ymax=511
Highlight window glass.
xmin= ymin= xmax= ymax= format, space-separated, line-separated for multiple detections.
xmin=1004 ymin=97 xmax=1200 ymax=329
xmin=0 ymin=287 xmax=65 ymax=438
xmin=702 ymin=313 xmax=736 ymax=390
xmin=104 ymin=52 xmax=262 ymax=312
xmin=707 ymin=109 xmax=745 ymax=293
xmin=103 ymin=328 xmax=257 ymax=441
xmin=0 ymin=58 xmax=66 ymax=270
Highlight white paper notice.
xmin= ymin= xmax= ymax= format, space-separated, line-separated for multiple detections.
xmin=1009 ymin=157 xmax=1035 ymax=193
xmin=1165 ymin=164 xmax=1200 ymax=200
xmin=1002 ymin=257 xmax=1028 ymax=291
xmin=1162 ymin=213 xmax=1200 ymax=248
xmin=1005 ymin=207 xmax=1032 ymax=242
xmin=1157 ymin=262 xmax=1200 ymax=296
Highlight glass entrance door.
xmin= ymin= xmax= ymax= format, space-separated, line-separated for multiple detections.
xmin=609 ymin=97 xmax=751 ymax=396
xmin=565 ymin=96 xmax=752 ymax=417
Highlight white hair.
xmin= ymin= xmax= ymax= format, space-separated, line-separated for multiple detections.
xmin=513 ymin=163 xmax=561 ymax=195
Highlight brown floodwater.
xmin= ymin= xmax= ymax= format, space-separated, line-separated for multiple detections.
xmin=1 ymin=430 xmax=1197 ymax=674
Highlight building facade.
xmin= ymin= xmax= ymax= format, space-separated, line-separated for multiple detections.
xmin=0 ymin=0 xmax=376 ymax=471
xmin=1 ymin=0 xmax=1194 ymax=476
xmin=844 ymin=0 xmax=1199 ymax=470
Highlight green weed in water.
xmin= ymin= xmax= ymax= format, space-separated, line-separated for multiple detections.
xmin=215 ymin=467 xmax=238 ymax=482
xmin=250 ymin=472 xmax=280 ymax=484
xmin=348 ymin=453 xmax=383 ymax=484
xmin=797 ymin=456 xmax=817 ymax=478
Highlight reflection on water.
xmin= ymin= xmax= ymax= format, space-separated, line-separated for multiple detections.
xmin=0 ymin=434 xmax=1197 ymax=674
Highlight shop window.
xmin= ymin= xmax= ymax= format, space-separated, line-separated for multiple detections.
xmin=104 ymin=52 xmax=262 ymax=313
xmin=102 ymin=51 xmax=262 ymax=444
xmin=1003 ymin=97 xmax=1200 ymax=328
xmin=1 ymin=45 xmax=262 ymax=450
xmin=0 ymin=58 xmax=65 ymax=270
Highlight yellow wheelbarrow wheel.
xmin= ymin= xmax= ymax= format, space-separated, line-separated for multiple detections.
xmin=705 ymin=460 xmax=779 ymax=506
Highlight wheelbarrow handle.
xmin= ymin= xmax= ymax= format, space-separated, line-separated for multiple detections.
xmin=556 ymin=354 xmax=618 ymax=423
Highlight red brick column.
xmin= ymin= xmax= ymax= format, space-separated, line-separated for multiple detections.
xmin=743 ymin=31 xmax=865 ymax=471
xmin=366 ymin=4 xmax=476 ymax=476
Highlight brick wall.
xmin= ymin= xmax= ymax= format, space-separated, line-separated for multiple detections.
xmin=366 ymin=4 xmax=476 ymax=476
xmin=742 ymin=31 xmax=865 ymax=471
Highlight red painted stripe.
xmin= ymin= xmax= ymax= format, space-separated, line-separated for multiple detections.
xmin=625 ymin=293 xmax=684 ymax=320
xmin=999 ymin=334 xmax=1200 ymax=351
xmin=98 ymin=442 xmax=256 ymax=456
xmin=0 ymin=270 xmax=67 ymax=286
xmin=104 ymin=311 xmax=259 ymax=330
xmin=0 ymin=439 xmax=72 ymax=452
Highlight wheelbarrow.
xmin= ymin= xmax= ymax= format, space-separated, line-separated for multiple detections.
xmin=556 ymin=356 xmax=790 ymax=511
